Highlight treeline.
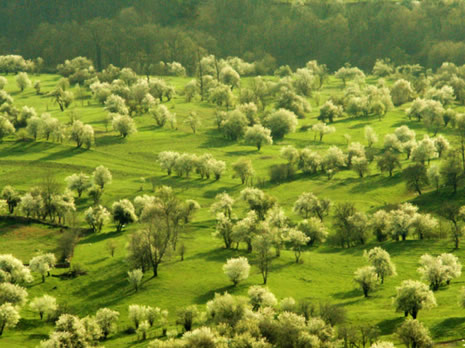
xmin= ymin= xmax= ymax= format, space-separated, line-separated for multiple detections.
xmin=2 ymin=0 xmax=465 ymax=72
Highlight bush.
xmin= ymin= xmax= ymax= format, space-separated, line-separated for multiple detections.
xmin=269 ymin=164 xmax=295 ymax=183
xmin=319 ymin=302 xmax=346 ymax=326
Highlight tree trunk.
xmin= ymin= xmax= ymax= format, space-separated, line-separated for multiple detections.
xmin=152 ymin=263 xmax=158 ymax=278
xmin=455 ymin=227 xmax=460 ymax=249
xmin=461 ymin=136 xmax=465 ymax=171
xmin=247 ymin=241 xmax=252 ymax=253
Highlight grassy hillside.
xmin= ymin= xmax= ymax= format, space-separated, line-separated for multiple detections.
xmin=0 ymin=73 xmax=464 ymax=347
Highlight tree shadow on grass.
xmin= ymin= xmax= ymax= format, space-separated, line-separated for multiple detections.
xmin=0 ymin=141 xmax=58 ymax=158
xmin=377 ymin=317 xmax=404 ymax=335
xmin=225 ymin=150 xmax=258 ymax=157
xmin=391 ymin=121 xmax=425 ymax=130
xmin=332 ymin=288 xmax=361 ymax=300
xmin=28 ymin=334 xmax=49 ymax=341
xmin=332 ymin=115 xmax=373 ymax=125
xmin=348 ymin=121 xmax=372 ymax=129
xmin=38 ymin=147 xmax=89 ymax=162
xmin=194 ymin=285 xmax=235 ymax=305
xmin=190 ymin=247 xmax=244 ymax=263
xmin=79 ymin=230 xmax=123 ymax=245
xmin=430 ymin=317 xmax=465 ymax=339
xmin=72 ymin=265 xmax=128 ymax=308
xmin=268 ymin=260 xmax=298 ymax=272
xmin=348 ymin=173 xmax=403 ymax=194
xmin=16 ymin=318 xmax=47 ymax=331
xmin=137 ymin=125 xmax=164 ymax=132
xmin=202 ymin=186 xmax=239 ymax=199
xmin=153 ymin=175 xmax=215 ymax=192
xmin=95 ymin=135 xmax=127 ymax=146
xmin=316 ymin=245 xmax=366 ymax=256
xmin=199 ymin=133 xmax=235 ymax=149
xmin=410 ymin=188 xmax=465 ymax=213
xmin=85 ymin=257 xmax=108 ymax=266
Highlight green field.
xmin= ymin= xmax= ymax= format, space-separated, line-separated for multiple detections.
xmin=1 ymin=73 xmax=465 ymax=347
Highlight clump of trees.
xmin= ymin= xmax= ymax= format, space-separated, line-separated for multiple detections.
xmin=158 ymin=151 xmax=226 ymax=180
xmin=417 ymin=254 xmax=461 ymax=290
xmin=126 ymin=186 xmax=199 ymax=277
xmin=393 ymin=280 xmax=437 ymax=319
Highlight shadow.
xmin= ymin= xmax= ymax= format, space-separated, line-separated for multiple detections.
xmin=338 ymin=298 xmax=365 ymax=306
xmin=16 ymin=318 xmax=45 ymax=330
xmin=71 ymin=261 xmax=129 ymax=308
xmin=199 ymin=130 xmax=235 ymax=149
xmin=377 ymin=317 xmax=404 ymax=335
xmin=194 ymin=285 xmax=234 ymax=304
xmin=225 ymin=150 xmax=258 ymax=157
xmin=0 ymin=141 xmax=58 ymax=158
xmin=431 ymin=317 xmax=465 ymax=338
xmin=348 ymin=172 xmax=403 ymax=194
xmin=29 ymin=333 xmax=49 ymax=340
xmin=79 ymin=230 xmax=123 ymax=245
xmin=410 ymin=187 xmax=465 ymax=213
xmin=332 ymin=115 xmax=374 ymax=125
xmin=348 ymin=122 xmax=372 ymax=129
xmin=202 ymin=186 xmax=240 ymax=199
xmin=391 ymin=121 xmax=425 ymax=130
xmin=332 ymin=288 xmax=361 ymax=300
xmin=190 ymin=247 xmax=243 ymax=262
xmin=85 ymin=257 xmax=108 ymax=265
xmin=267 ymin=260 xmax=297 ymax=272
xmin=38 ymin=147 xmax=88 ymax=162
xmin=95 ymin=135 xmax=126 ymax=146
xmin=137 ymin=125 xmax=165 ymax=132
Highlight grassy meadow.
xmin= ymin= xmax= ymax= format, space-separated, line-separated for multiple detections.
xmin=1 ymin=73 xmax=465 ymax=347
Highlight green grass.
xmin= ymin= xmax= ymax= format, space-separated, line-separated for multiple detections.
xmin=0 ymin=73 xmax=464 ymax=346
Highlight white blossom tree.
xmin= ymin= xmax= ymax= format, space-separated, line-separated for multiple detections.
xmin=0 ymin=254 xmax=32 ymax=284
xmin=29 ymin=253 xmax=56 ymax=283
xmin=65 ymin=173 xmax=91 ymax=198
xmin=248 ymin=286 xmax=277 ymax=311
xmin=393 ymin=280 xmax=436 ymax=318
xmin=264 ymin=108 xmax=298 ymax=140
xmin=95 ymin=308 xmax=119 ymax=340
xmin=354 ymin=266 xmax=378 ymax=297
xmin=293 ymin=192 xmax=331 ymax=221
xmin=244 ymin=125 xmax=273 ymax=151
xmin=16 ymin=72 xmax=31 ymax=92
xmin=0 ymin=303 xmax=20 ymax=336
xmin=30 ymin=295 xmax=57 ymax=320
xmin=128 ymin=269 xmax=143 ymax=292
xmin=93 ymin=165 xmax=112 ymax=189
xmin=364 ymin=247 xmax=396 ymax=284
xmin=287 ymin=228 xmax=310 ymax=263
xmin=364 ymin=126 xmax=378 ymax=148
xmin=84 ymin=205 xmax=111 ymax=233
xmin=223 ymin=257 xmax=250 ymax=286
xmin=112 ymin=114 xmax=137 ymax=138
